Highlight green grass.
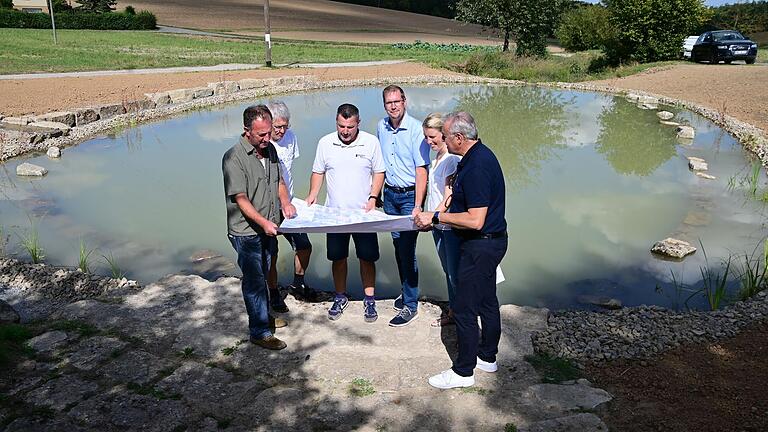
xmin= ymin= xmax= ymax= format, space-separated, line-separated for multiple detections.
xmin=101 ymin=251 xmax=125 ymax=279
xmin=525 ymin=353 xmax=582 ymax=384
xmin=0 ymin=324 xmax=34 ymax=366
xmin=453 ymin=50 xmax=681 ymax=83
xmin=0 ymin=29 xmax=475 ymax=74
xmin=349 ymin=377 xmax=375 ymax=397
xmin=18 ymin=226 xmax=44 ymax=264
xmin=77 ymin=238 xmax=95 ymax=274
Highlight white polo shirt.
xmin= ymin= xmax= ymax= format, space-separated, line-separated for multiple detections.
xmin=312 ymin=130 xmax=385 ymax=210
xmin=272 ymin=128 xmax=299 ymax=198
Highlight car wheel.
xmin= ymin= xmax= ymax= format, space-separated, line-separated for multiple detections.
xmin=710 ymin=52 xmax=718 ymax=64
xmin=691 ymin=52 xmax=698 ymax=62
xmin=746 ymin=58 xmax=756 ymax=65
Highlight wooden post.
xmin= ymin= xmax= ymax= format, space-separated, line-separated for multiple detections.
xmin=264 ymin=0 xmax=272 ymax=67
xmin=47 ymin=0 xmax=58 ymax=44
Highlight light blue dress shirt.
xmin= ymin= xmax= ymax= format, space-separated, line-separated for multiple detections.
xmin=377 ymin=112 xmax=431 ymax=188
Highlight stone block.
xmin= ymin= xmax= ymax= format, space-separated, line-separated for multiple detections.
xmin=75 ymin=108 xmax=100 ymax=126
xmin=660 ymin=120 xmax=680 ymax=127
xmin=167 ymin=88 xmax=194 ymax=104
xmin=124 ymin=99 xmax=156 ymax=113
xmin=696 ymin=172 xmax=716 ymax=180
xmin=651 ymin=238 xmax=696 ymax=259
xmin=27 ymin=330 xmax=68 ymax=353
xmin=16 ymin=162 xmax=48 ymax=176
xmin=145 ymin=92 xmax=171 ymax=106
xmin=30 ymin=121 xmax=71 ymax=134
xmin=47 ymin=146 xmax=61 ymax=158
xmin=238 ymin=78 xmax=267 ymax=90
xmin=35 ymin=111 xmax=75 ymax=127
xmin=98 ymin=103 xmax=126 ymax=120
xmin=676 ymin=125 xmax=695 ymax=140
xmin=208 ymin=81 xmax=240 ymax=95
xmin=1 ymin=116 xmax=35 ymax=126
xmin=687 ymin=156 xmax=708 ymax=171
xmin=656 ymin=111 xmax=674 ymax=121
xmin=0 ymin=299 xmax=20 ymax=324
xmin=191 ymin=87 xmax=214 ymax=99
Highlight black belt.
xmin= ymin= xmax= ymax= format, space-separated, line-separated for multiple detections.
xmin=385 ymin=184 xmax=415 ymax=193
xmin=458 ymin=231 xmax=507 ymax=240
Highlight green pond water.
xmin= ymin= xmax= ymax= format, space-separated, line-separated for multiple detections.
xmin=1 ymin=85 xmax=766 ymax=309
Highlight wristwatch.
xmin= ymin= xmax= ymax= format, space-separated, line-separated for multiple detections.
xmin=432 ymin=211 xmax=440 ymax=225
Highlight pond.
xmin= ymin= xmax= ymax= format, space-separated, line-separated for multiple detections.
xmin=1 ymin=85 xmax=766 ymax=310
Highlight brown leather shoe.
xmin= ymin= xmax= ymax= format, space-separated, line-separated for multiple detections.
xmin=269 ymin=315 xmax=288 ymax=328
xmin=250 ymin=335 xmax=287 ymax=350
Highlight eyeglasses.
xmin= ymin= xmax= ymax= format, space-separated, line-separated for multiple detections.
xmin=384 ymin=99 xmax=404 ymax=106
xmin=272 ymin=124 xmax=289 ymax=131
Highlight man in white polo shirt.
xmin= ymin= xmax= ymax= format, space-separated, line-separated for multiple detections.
xmin=306 ymin=103 xmax=385 ymax=322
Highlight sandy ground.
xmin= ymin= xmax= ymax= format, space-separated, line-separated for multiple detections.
xmin=0 ymin=63 xmax=461 ymax=117
xmin=593 ymin=63 xmax=768 ymax=133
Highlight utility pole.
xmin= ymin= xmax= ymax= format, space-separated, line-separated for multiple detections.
xmin=47 ymin=0 xmax=57 ymax=44
xmin=264 ymin=0 xmax=272 ymax=67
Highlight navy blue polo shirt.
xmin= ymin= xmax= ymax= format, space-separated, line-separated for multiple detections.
xmin=449 ymin=140 xmax=507 ymax=235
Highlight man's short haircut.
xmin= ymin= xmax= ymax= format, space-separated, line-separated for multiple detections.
xmin=382 ymin=85 xmax=406 ymax=101
xmin=267 ymin=100 xmax=290 ymax=122
xmin=243 ymin=105 xmax=272 ymax=128
xmin=444 ymin=111 xmax=478 ymax=140
xmin=422 ymin=112 xmax=444 ymax=130
xmin=336 ymin=103 xmax=360 ymax=120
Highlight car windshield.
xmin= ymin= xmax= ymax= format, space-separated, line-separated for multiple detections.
xmin=712 ymin=32 xmax=745 ymax=42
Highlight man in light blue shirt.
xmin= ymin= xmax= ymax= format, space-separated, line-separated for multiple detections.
xmin=377 ymin=85 xmax=431 ymax=326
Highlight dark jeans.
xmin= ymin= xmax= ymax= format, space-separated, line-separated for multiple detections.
xmin=228 ymin=233 xmax=277 ymax=339
xmin=452 ymin=236 xmax=508 ymax=377
xmin=383 ymin=187 xmax=419 ymax=311
xmin=432 ymin=229 xmax=460 ymax=310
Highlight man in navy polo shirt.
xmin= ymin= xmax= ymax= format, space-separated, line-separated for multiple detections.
xmin=414 ymin=111 xmax=508 ymax=389
xmin=377 ymin=85 xmax=431 ymax=327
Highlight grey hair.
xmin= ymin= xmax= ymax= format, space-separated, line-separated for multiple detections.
xmin=267 ymin=100 xmax=291 ymax=122
xmin=444 ymin=111 xmax=478 ymax=140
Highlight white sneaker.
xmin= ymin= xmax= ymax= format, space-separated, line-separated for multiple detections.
xmin=475 ymin=357 xmax=498 ymax=373
xmin=428 ymin=369 xmax=475 ymax=389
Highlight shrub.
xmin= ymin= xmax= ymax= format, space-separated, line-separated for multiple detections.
xmin=52 ymin=0 xmax=72 ymax=12
xmin=0 ymin=0 xmax=12 ymax=10
xmin=603 ymin=0 xmax=709 ymax=64
xmin=0 ymin=8 xmax=156 ymax=29
xmin=124 ymin=5 xmax=135 ymax=15
xmin=556 ymin=5 xmax=612 ymax=52
xmin=75 ymin=0 xmax=116 ymax=13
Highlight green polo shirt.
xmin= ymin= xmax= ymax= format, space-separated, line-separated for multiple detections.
xmin=222 ymin=135 xmax=282 ymax=236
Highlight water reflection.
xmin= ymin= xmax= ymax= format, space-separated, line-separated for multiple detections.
xmin=0 ymin=85 xmax=765 ymax=310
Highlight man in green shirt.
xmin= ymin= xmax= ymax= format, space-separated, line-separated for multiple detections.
xmin=222 ymin=104 xmax=296 ymax=350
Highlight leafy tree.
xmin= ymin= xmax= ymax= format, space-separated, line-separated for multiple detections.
xmin=455 ymin=0 xmax=570 ymax=57
xmin=603 ymin=0 xmax=709 ymax=63
xmin=706 ymin=1 xmax=768 ymax=35
xmin=75 ymin=0 xmax=116 ymax=13
xmin=0 ymin=0 xmax=13 ymax=9
xmin=556 ymin=5 xmax=612 ymax=52
xmin=52 ymin=0 xmax=73 ymax=12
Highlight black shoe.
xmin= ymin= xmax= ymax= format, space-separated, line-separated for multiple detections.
xmin=250 ymin=335 xmax=287 ymax=350
xmin=271 ymin=291 xmax=289 ymax=313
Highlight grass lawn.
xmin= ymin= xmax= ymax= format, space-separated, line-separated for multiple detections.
xmin=0 ymin=28 xmax=475 ymax=74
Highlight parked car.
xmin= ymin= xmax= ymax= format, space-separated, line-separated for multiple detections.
xmin=681 ymin=35 xmax=699 ymax=59
xmin=691 ymin=30 xmax=758 ymax=64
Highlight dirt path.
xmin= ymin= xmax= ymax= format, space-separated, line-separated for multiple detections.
xmin=0 ymin=62 xmax=461 ymax=117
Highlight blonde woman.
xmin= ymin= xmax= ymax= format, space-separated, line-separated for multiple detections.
xmin=423 ymin=113 xmax=461 ymax=327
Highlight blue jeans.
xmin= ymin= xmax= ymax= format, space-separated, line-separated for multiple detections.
xmin=383 ymin=187 xmax=419 ymax=311
xmin=432 ymin=229 xmax=460 ymax=310
xmin=228 ymin=234 xmax=277 ymax=339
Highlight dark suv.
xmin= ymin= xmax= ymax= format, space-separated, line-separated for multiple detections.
xmin=691 ymin=30 xmax=758 ymax=64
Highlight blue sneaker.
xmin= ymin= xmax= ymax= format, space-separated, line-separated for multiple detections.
xmin=363 ymin=299 xmax=378 ymax=323
xmin=393 ymin=294 xmax=403 ymax=311
xmin=328 ymin=295 xmax=348 ymax=321
xmin=388 ymin=306 xmax=418 ymax=327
